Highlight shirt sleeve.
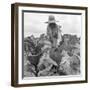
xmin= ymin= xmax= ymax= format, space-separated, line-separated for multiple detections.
xmin=47 ymin=26 xmax=52 ymax=38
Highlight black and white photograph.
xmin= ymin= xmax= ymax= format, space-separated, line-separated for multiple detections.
xmin=11 ymin=3 xmax=87 ymax=87
xmin=23 ymin=12 xmax=81 ymax=77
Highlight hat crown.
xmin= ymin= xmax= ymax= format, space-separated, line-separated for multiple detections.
xmin=48 ymin=15 xmax=55 ymax=21
xmin=45 ymin=15 xmax=58 ymax=23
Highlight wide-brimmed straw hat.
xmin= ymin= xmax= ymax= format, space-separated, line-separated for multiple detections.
xmin=45 ymin=15 xmax=59 ymax=23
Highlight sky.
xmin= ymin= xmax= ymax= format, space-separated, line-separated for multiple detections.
xmin=24 ymin=12 xmax=82 ymax=38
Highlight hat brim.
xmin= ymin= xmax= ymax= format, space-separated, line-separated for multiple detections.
xmin=45 ymin=20 xmax=59 ymax=23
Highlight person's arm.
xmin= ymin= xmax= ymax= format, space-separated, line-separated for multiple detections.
xmin=57 ymin=25 xmax=62 ymax=45
xmin=47 ymin=26 xmax=52 ymax=39
xmin=47 ymin=26 xmax=50 ymax=39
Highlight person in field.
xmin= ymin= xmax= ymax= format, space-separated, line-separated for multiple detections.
xmin=45 ymin=15 xmax=62 ymax=48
